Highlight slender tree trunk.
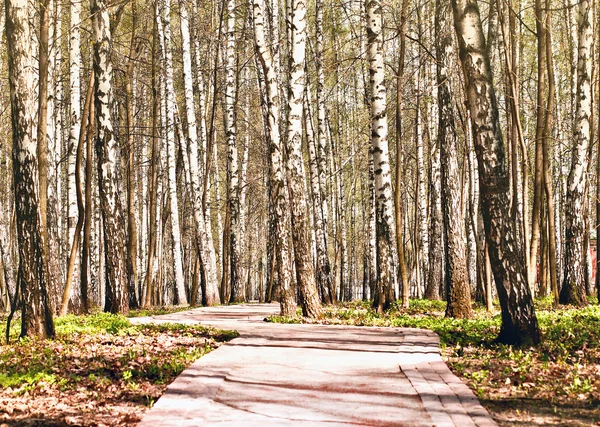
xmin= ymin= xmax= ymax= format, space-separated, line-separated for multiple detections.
xmin=595 ymin=0 xmax=600 ymax=300
xmin=81 ymin=76 xmax=96 ymax=312
xmin=437 ymin=0 xmax=472 ymax=318
xmin=60 ymin=73 xmax=94 ymax=316
xmin=46 ymin=0 xmax=64 ymax=312
xmin=314 ymin=0 xmax=334 ymax=304
xmin=367 ymin=0 xmax=394 ymax=313
xmin=452 ymin=0 xmax=540 ymax=345
xmin=529 ymin=0 xmax=546 ymax=294
xmin=92 ymin=0 xmax=128 ymax=314
xmin=37 ymin=0 xmax=51 ymax=288
xmin=180 ymin=0 xmax=220 ymax=306
xmin=225 ymin=0 xmax=243 ymax=303
xmin=542 ymin=0 xmax=558 ymax=305
xmin=239 ymin=64 xmax=250 ymax=296
xmin=144 ymin=12 xmax=160 ymax=308
xmin=395 ymin=0 xmax=410 ymax=309
xmin=158 ymin=0 xmax=187 ymax=305
xmin=285 ymin=0 xmax=322 ymax=318
xmin=252 ymin=0 xmax=296 ymax=315
xmin=68 ymin=0 xmax=82 ymax=304
xmin=6 ymin=0 xmax=55 ymax=337
xmin=561 ymin=0 xmax=593 ymax=306
xmin=304 ymin=83 xmax=332 ymax=305
xmin=125 ymin=0 xmax=139 ymax=309
xmin=425 ymin=131 xmax=442 ymax=301
xmin=415 ymin=83 xmax=427 ymax=298
xmin=367 ymin=148 xmax=377 ymax=299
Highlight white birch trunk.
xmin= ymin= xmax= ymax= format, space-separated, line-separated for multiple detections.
xmin=415 ymin=86 xmax=428 ymax=298
xmin=47 ymin=0 xmax=65 ymax=310
xmin=179 ymin=0 xmax=220 ymax=305
xmin=213 ymin=146 xmax=223 ymax=267
xmin=239 ymin=66 xmax=250 ymax=272
xmin=561 ymin=0 xmax=593 ymax=305
xmin=252 ymin=0 xmax=296 ymax=315
xmin=367 ymin=0 xmax=394 ymax=311
xmin=315 ymin=0 xmax=330 ymax=268
xmin=224 ymin=0 xmax=243 ymax=303
xmin=68 ymin=0 xmax=81 ymax=290
xmin=367 ymin=148 xmax=377 ymax=300
xmin=92 ymin=0 xmax=128 ymax=313
xmin=304 ymin=89 xmax=333 ymax=303
xmin=158 ymin=0 xmax=187 ymax=305
xmin=7 ymin=0 xmax=55 ymax=336
xmin=285 ymin=0 xmax=322 ymax=318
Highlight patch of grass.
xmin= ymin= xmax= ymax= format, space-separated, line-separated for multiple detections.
xmin=0 ymin=371 xmax=57 ymax=389
xmin=127 ymin=306 xmax=197 ymax=318
xmin=138 ymin=322 xmax=239 ymax=341
xmin=56 ymin=312 xmax=136 ymax=335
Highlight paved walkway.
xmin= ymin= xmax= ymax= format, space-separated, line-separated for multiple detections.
xmin=132 ymin=304 xmax=497 ymax=427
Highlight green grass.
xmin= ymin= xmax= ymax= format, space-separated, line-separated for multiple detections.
xmin=127 ymin=305 xmax=197 ymax=318
xmin=270 ymin=298 xmax=500 ymax=345
xmin=56 ymin=312 xmax=136 ymax=335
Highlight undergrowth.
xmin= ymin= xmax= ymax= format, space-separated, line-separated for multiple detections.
xmin=0 ymin=313 xmax=238 ymax=425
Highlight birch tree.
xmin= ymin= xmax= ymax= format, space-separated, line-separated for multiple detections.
xmin=180 ymin=0 xmax=220 ymax=306
xmin=6 ymin=0 xmax=55 ymax=337
xmin=92 ymin=0 xmax=128 ymax=313
xmin=313 ymin=0 xmax=334 ymax=304
xmin=285 ymin=0 xmax=322 ymax=318
xmin=68 ymin=0 xmax=82 ymax=300
xmin=560 ymin=0 xmax=593 ymax=306
xmin=394 ymin=0 xmax=409 ymax=309
xmin=304 ymin=84 xmax=331 ymax=304
xmin=158 ymin=0 xmax=187 ymax=305
xmin=225 ymin=0 xmax=244 ymax=303
xmin=252 ymin=0 xmax=296 ymax=315
xmin=367 ymin=0 xmax=394 ymax=312
xmin=452 ymin=0 xmax=540 ymax=344
xmin=437 ymin=0 xmax=472 ymax=318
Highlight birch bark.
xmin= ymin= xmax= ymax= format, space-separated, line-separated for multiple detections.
xmin=452 ymin=0 xmax=540 ymax=344
xmin=252 ymin=0 xmax=296 ymax=315
xmin=92 ymin=0 xmax=128 ymax=313
xmin=304 ymin=85 xmax=332 ymax=304
xmin=68 ymin=0 xmax=82 ymax=299
xmin=180 ymin=0 xmax=220 ymax=305
xmin=561 ymin=0 xmax=593 ymax=306
xmin=225 ymin=0 xmax=243 ymax=303
xmin=158 ymin=0 xmax=187 ymax=305
xmin=314 ymin=0 xmax=334 ymax=304
xmin=437 ymin=0 xmax=472 ymax=318
xmin=6 ymin=0 xmax=55 ymax=337
xmin=367 ymin=0 xmax=394 ymax=312
xmin=285 ymin=0 xmax=322 ymax=318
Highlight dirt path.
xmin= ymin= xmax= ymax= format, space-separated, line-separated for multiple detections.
xmin=132 ymin=303 xmax=497 ymax=427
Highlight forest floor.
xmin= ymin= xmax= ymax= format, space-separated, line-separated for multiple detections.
xmin=134 ymin=303 xmax=496 ymax=426
xmin=269 ymin=298 xmax=600 ymax=427
xmin=2 ymin=300 xmax=598 ymax=426
xmin=0 ymin=311 xmax=237 ymax=426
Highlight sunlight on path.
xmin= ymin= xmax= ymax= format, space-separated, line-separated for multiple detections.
xmin=132 ymin=304 xmax=497 ymax=427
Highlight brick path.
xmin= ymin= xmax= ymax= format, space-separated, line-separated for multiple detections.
xmin=132 ymin=304 xmax=497 ymax=427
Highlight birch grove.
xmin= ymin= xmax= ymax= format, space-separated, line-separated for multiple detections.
xmin=0 ymin=0 xmax=599 ymax=347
